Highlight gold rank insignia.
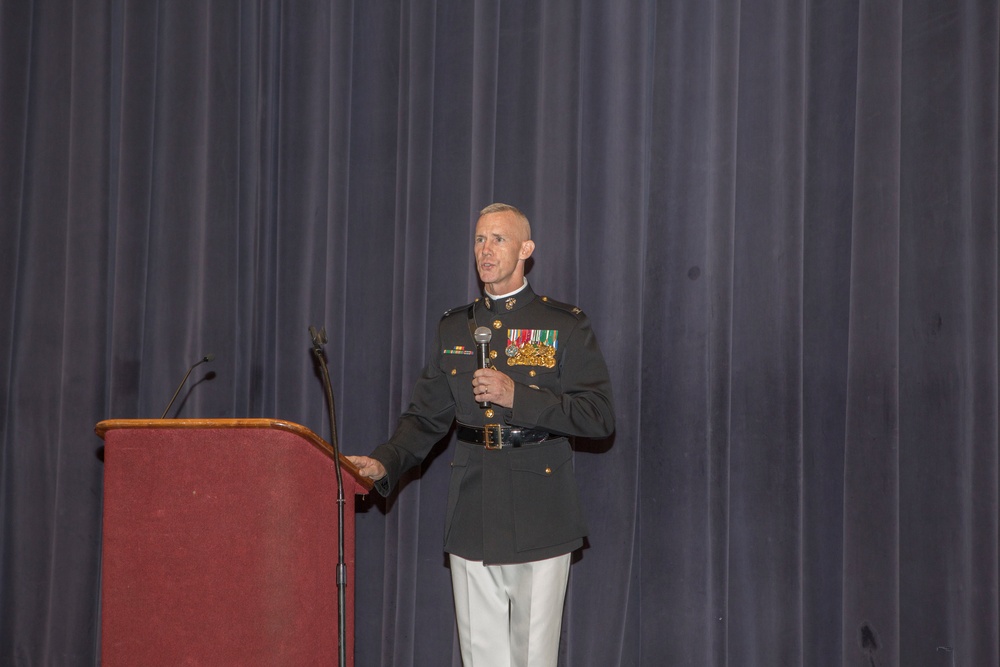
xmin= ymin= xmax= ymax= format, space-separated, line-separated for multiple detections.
xmin=505 ymin=329 xmax=558 ymax=368
xmin=505 ymin=297 xmax=516 ymax=310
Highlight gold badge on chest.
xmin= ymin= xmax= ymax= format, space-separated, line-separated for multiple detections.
xmin=505 ymin=329 xmax=558 ymax=368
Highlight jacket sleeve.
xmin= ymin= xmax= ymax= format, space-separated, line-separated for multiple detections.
xmin=510 ymin=311 xmax=615 ymax=439
xmin=368 ymin=331 xmax=456 ymax=496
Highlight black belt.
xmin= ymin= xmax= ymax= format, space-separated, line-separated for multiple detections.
xmin=456 ymin=424 xmax=552 ymax=449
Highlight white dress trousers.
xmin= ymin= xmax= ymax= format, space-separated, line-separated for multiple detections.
xmin=449 ymin=553 xmax=572 ymax=667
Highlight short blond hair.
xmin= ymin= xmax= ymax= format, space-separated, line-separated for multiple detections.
xmin=479 ymin=203 xmax=531 ymax=239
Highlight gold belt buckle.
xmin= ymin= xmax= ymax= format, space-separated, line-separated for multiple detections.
xmin=484 ymin=424 xmax=503 ymax=450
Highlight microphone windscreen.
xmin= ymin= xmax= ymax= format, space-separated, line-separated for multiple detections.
xmin=474 ymin=326 xmax=492 ymax=344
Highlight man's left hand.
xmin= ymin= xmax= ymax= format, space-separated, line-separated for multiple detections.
xmin=472 ymin=368 xmax=515 ymax=408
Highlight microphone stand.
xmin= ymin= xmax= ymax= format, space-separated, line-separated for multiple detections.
xmin=309 ymin=326 xmax=347 ymax=667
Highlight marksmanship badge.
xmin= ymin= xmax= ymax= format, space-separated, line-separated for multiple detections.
xmin=505 ymin=329 xmax=558 ymax=368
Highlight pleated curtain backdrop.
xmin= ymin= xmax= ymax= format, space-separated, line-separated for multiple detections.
xmin=1 ymin=1 xmax=997 ymax=665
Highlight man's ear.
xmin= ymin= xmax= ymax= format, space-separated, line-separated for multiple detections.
xmin=519 ymin=239 xmax=535 ymax=260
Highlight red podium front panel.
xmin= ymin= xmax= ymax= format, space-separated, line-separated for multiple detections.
xmin=97 ymin=419 xmax=370 ymax=667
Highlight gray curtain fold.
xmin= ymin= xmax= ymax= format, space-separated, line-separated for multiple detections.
xmin=1 ymin=1 xmax=997 ymax=665
xmin=842 ymin=1 xmax=903 ymax=664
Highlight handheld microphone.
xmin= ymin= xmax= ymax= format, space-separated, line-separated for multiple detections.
xmin=159 ymin=354 xmax=215 ymax=419
xmin=474 ymin=326 xmax=492 ymax=408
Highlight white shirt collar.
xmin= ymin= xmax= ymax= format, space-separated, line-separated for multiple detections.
xmin=485 ymin=278 xmax=528 ymax=301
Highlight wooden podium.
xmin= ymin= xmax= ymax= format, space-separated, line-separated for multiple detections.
xmin=96 ymin=419 xmax=373 ymax=667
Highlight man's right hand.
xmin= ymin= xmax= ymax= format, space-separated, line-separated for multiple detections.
xmin=346 ymin=455 xmax=387 ymax=481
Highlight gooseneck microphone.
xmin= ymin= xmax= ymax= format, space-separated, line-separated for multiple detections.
xmin=309 ymin=325 xmax=327 ymax=348
xmin=474 ymin=326 xmax=492 ymax=408
xmin=159 ymin=354 xmax=215 ymax=419
xmin=308 ymin=325 xmax=348 ymax=667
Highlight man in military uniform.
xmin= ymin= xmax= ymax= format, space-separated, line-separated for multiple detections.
xmin=348 ymin=203 xmax=615 ymax=667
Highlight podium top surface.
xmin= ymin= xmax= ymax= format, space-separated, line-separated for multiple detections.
xmin=96 ymin=418 xmax=373 ymax=492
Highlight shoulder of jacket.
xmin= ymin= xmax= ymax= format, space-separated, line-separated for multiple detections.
xmin=441 ymin=299 xmax=479 ymax=320
xmin=536 ymin=295 xmax=585 ymax=319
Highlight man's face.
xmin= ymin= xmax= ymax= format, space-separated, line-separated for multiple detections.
xmin=474 ymin=211 xmax=534 ymax=295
